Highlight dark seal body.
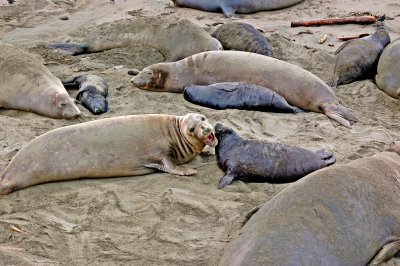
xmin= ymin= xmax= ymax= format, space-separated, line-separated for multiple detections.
xmin=183 ymin=83 xmax=301 ymax=113
xmin=214 ymin=123 xmax=335 ymax=188
xmin=212 ymin=22 xmax=273 ymax=57
xmin=219 ymin=147 xmax=400 ymax=266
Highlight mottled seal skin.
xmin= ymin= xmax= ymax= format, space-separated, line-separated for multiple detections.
xmin=214 ymin=123 xmax=335 ymax=188
xmin=211 ymin=22 xmax=273 ymax=57
xmin=0 ymin=42 xmax=80 ymax=119
xmin=48 ymin=17 xmax=222 ymax=61
xmin=0 ymin=113 xmax=217 ymax=195
xmin=183 ymin=83 xmax=302 ymax=113
xmin=330 ymin=21 xmax=391 ymax=87
xmin=172 ymin=0 xmax=305 ymax=18
xmin=219 ymin=147 xmax=400 ymax=266
xmin=132 ymin=51 xmax=358 ymax=128
xmin=63 ymin=74 xmax=109 ymax=115
xmin=375 ymin=38 xmax=400 ymax=99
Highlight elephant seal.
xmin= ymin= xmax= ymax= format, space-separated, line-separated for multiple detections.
xmin=214 ymin=123 xmax=335 ymax=188
xmin=0 ymin=113 xmax=217 ymax=195
xmin=132 ymin=51 xmax=358 ymax=128
xmin=0 ymin=42 xmax=80 ymax=119
xmin=48 ymin=16 xmax=222 ymax=61
xmin=329 ymin=21 xmax=390 ymax=87
xmin=63 ymin=74 xmax=109 ymax=115
xmin=219 ymin=146 xmax=400 ymax=266
xmin=211 ymin=22 xmax=274 ymax=57
xmin=183 ymin=83 xmax=302 ymax=113
xmin=375 ymin=38 xmax=400 ymax=99
xmin=172 ymin=0 xmax=305 ymax=18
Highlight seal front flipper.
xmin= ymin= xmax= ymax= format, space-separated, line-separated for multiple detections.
xmin=62 ymin=76 xmax=80 ymax=90
xmin=334 ymin=39 xmax=357 ymax=55
xmin=369 ymin=240 xmax=400 ymax=266
xmin=218 ymin=171 xmax=235 ymax=189
xmin=144 ymin=157 xmax=197 ymax=176
xmin=48 ymin=43 xmax=90 ymax=55
xmin=221 ymin=4 xmax=238 ymax=19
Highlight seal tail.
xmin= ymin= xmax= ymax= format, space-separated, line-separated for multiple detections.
xmin=321 ymin=103 xmax=359 ymax=128
xmin=48 ymin=43 xmax=90 ymax=55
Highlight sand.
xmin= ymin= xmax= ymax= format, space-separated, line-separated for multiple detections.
xmin=0 ymin=0 xmax=400 ymax=265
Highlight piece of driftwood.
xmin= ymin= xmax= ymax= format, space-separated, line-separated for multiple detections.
xmin=291 ymin=16 xmax=378 ymax=27
xmin=319 ymin=34 xmax=328 ymax=44
xmin=337 ymin=33 xmax=370 ymax=41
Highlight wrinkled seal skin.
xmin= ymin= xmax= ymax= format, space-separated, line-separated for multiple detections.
xmin=63 ymin=74 xmax=109 ymax=115
xmin=172 ymin=0 xmax=305 ymax=18
xmin=219 ymin=147 xmax=400 ymax=266
xmin=211 ymin=22 xmax=274 ymax=57
xmin=0 ymin=113 xmax=217 ymax=195
xmin=183 ymin=83 xmax=302 ymax=113
xmin=375 ymin=38 xmax=400 ymax=99
xmin=214 ymin=123 xmax=335 ymax=188
xmin=132 ymin=51 xmax=358 ymax=128
xmin=0 ymin=42 xmax=80 ymax=119
xmin=48 ymin=17 xmax=222 ymax=61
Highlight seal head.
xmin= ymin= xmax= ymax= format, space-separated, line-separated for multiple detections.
xmin=181 ymin=113 xmax=218 ymax=147
xmin=48 ymin=91 xmax=81 ymax=120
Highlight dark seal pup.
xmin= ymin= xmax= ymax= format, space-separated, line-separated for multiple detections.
xmin=219 ymin=146 xmax=400 ymax=266
xmin=214 ymin=123 xmax=335 ymax=189
xmin=63 ymin=74 xmax=109 ymax=115
xmin=211 ymin=22 xmax=273 ymax=57
xmin=183 ymin=83 xmax=302 ymax=113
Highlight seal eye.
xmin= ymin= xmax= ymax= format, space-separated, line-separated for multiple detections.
xmin=189 ymin=127 xmax=195 ymax=133
xmin=201 ymin=117 xmax=205 ymax=121
xmin=60 ymin=102 xmax=67 ymax=108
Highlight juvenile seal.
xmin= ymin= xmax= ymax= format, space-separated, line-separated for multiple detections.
xmin=0 ymin=42 xmax=80 ymax=119
xmin=63 ymin=74 xmax=109 ymax=115
xmin=211 ymin=22 xmax=274 ymax=57
xmin=214 ymin=123 xmax=335 ymax=188
xmin=219 ymin=146 xmax=400 ymax=266
xmin=375 ymin=38 xmax=400 ymax=99
xmin=48 ymin=16 xmax=222 ymax=61
xmin=132 ymin=51 xmax=358 ymax=128
xmin=0 ymin=113 xmax=217 ymax=195
xmin=183 ymin=83 xmax=302 ymax=113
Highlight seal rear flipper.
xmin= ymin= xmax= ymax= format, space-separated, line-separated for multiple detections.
xmin=48 ymin=43 xmax=90 ymax=55
xmin=326 ymin=76 xmax=339 ymax=88
xmin=62 ymin=76 xmax=80 ymax=90
xmin=218 ymin=172 xmax=235 ymax=189
xmin=368 ymin=240 xmax=400 ymax=266
xmin=220 ymin=4 xmax=238 ymax=19
xmin=321 ymin=103 xmax=359 ymax=128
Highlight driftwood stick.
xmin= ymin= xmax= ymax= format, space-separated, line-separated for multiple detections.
xmin=291 ymin=16 xmax=377 ymax=27
xmin=337 ymin=33 xmax=370 ymax=41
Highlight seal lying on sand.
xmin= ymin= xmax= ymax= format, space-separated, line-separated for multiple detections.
xmin=219 ymin=146 xmax=400 ymax=266
xmin=0 ymin=42 xmax=80 ymax=119
xmin=214 ymin=123 xmax=335 ymax=188
xmin=48 ymin=16 xmax=222 ymax=61
xmin=375 ymin=38 xmax=400 ymax=99
xmin=132 ymin=51 xmax=358 ymax=128
xmin=183 ymin=83 xmax=302 ymax=113
xmin=0 ymin=113 xmax=217 ymax=195
xmin=172 ymin=0 xmax=305 ymax=18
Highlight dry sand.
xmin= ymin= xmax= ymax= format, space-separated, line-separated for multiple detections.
xmin=0 ymin=0 xmax=400 ymax=265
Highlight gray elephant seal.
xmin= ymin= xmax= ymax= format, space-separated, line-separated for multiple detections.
xmin=375 ymin=38 xmax=400 ymax=99
xmin=0 ymin=42 xmax=80 ymax=119
xmin=172 ymin=0 xmax=305 ymax=18
xmin=132 ymin=51 xmax=358 ymax=128
xmin=48 ymin=16 xmax=222 ymax=61
xmin=0 ymin=113 xmax=217 ymax=195
xmin=214 ymin=123 xmax=335 ymax=188
xmin=219 ymin=146 xmax=400 ymax=266
xmin=211 ymin=22 xmax=273 ymax=57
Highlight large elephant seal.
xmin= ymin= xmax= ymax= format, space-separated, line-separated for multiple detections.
xmin=0 ymin=113 xmax=217 ymax=195
xmin=0 ymin=42 xmax=80 ymax=119
xmin=214 ymin=123 xmax=335 ymax=188
xmin=219 ymin=146 xmax=400 ymax=266
xmin=48 ymin=16 xmax=222 ymax=61
xmin=375 ymin=38 xmax=400 ymax=99
xmin=172 ymin=0 xmax=305 ymax=18
xmin=132 ymin=51 xmax=358 ymax=128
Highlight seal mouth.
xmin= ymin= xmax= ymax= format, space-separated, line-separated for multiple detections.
xmin=203 ymin=132 xmax=217 ymax=147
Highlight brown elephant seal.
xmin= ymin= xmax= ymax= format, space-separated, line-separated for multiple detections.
xmin=375 ymin=38 xmax=400 ymax=99
xmin=214 ymin=123 xmax=335 ymax=188
xmin=0 ymin=42 xmax=80 ymax=119
xmin=219 ymin=146 xmax=400 ymax=266
xmin=0 ymin=113 xmax=217 ymax=195
xmin=48 ymin=16 xmax=222 ymax=61
xmin=211 ymin=22 xmax=274 ymax=57
xmin=132 ymin=51 xmax=358 ymax=128
xmin=172 ymin=0 xmax=305 ymax=18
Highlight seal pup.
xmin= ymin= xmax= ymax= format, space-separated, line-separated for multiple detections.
xmin=214 ymin=123 xmax=335 ymax=188
xmin=211 ymin=22 xmax=274 ymax=57
xmin=219 ymin=146 xmax=400 ymax=266
xmin=63 ymin=74 xmax=109 ymax=115
xmin=183 ymin=83 xmax=302 ymax=113
xmin=0 ymin=42 xmax=80 ymax=119
xmin=375 ymin=38 xmax=400 ymax=99
xmin=132 ymin=51 xmax=358 ymax=128
xmin=0 ymin=113 xmax=218 ymax=195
